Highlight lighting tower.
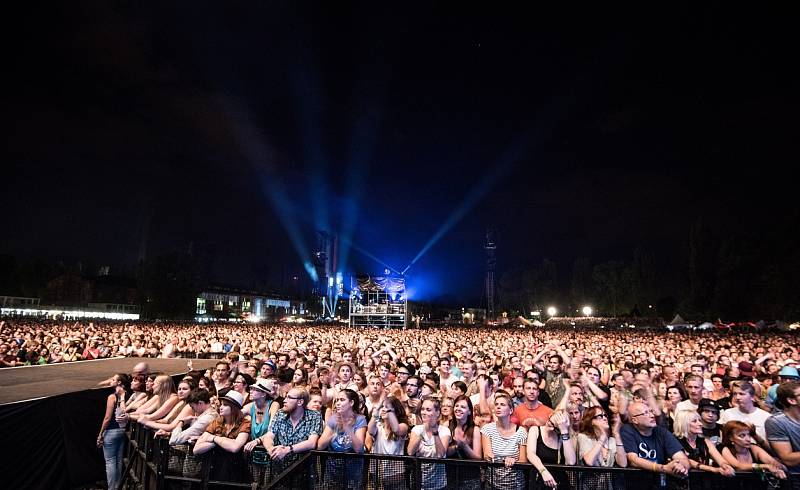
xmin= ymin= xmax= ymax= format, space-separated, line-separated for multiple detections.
xmin=485 ymin=229 xmax=496 ymax=320
xmin=313 ymin=231 xmax=338 ymax=317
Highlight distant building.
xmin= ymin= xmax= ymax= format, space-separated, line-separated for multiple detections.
xmin=0 ymin=273 xmax=142 ymax=320
xmin=0 ymin=296 xmax=40 ymax=308
xmin=195 ymin=285 xmax=306 ymax=322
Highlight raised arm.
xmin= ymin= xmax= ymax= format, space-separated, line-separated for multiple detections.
xmin=526 ymin=426 xmax=557 ymax=487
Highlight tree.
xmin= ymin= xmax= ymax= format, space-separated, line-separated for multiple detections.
xmin=137 ymin=251 xmax=204 ymax=320
xmin=570 ymin=257 xmax=591 ymax=308
xmin=592 ymin=260 xmax=628 ymax=316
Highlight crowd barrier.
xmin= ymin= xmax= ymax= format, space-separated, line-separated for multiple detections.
xmin=122 ymin=424 xmax=798 ymax=490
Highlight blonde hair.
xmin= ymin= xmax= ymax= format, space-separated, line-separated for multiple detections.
xmin=154 ymin=375 xmax=176 ymax=407
xmin=672 ymin=410 xmax=700 ymax=439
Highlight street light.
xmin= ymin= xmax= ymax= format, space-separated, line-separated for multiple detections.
xmin=582 ymin=306 xmax=593 ymax=317
xmin=547 ymin=306 xmax=557 ymax=317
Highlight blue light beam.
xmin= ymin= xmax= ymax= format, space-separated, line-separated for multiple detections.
xmin=221 ymin=98 xmax=318 ymax=282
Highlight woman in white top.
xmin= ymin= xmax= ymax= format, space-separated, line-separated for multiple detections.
xmin=575 ymin=406 xmax=627 ymax=490
xmin=366 ymin=395 xmax=409 ymax=490
xmin=408 ymin=397 xmax=452 ymax=490
xmin=480 ymin=393 xmax=528 ymax=490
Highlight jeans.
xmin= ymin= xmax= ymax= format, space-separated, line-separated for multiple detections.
xmin=103 ymin=428 xmax=126 ymax=490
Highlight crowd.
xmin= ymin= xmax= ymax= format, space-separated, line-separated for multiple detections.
xmin=24 ymin=318 xmax=786 ymax=489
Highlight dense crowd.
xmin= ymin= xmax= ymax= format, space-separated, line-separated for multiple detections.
xmin=3 ymin=319 xmax=800 ymax=489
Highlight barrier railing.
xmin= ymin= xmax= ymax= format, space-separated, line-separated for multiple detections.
xmin=123 ymin=426 xmax=798 ymax=490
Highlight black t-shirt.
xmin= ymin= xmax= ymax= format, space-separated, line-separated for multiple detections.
xmin=276 ymin=367 xmax=294 ymax=384
xmin=714 ymin=397 xmax=731 ymax=410
xmin=701 ymin=423 xmax=722 ymax=445
xmin=538 ymin=390 xmax=553 ymax=408
xmin=679 ymin=436 xmax=711 ymax=465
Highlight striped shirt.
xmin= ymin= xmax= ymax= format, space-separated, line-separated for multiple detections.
xmin=480 ymin=423 xmax=527 ymax=459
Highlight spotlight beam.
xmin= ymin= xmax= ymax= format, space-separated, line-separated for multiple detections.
xmin=338 ymin=236 xmax=402 ymax=276
xmin=405 ymin=138 xmax=526 ymax=269
xmin=402 ymin=83 xmax=589 ymax=271
xmin=222 ymin=98 xmax=317 ymax=282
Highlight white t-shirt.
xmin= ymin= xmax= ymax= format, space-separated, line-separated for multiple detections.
xmin=470 ymin=392 xmax=496 ymax=410
xmin=411 ymin=424 xmax=451 ymax=490
xmin=440 ymin=373 xmax=462 ymax=389
xmin=720 ymin=406 xmax=772 ymax=441
xmin=675 ymin=399 xmax=699 ymax=412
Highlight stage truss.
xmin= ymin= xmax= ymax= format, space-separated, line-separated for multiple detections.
xmin=349 ymin=274 xmax=406 ymax=328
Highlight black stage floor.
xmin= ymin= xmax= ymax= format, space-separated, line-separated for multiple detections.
xmin=0 ymin=358 xmax=220 ymax=405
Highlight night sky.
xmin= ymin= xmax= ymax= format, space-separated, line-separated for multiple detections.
xmin=3 ymin=4 xmax=796 ymax=305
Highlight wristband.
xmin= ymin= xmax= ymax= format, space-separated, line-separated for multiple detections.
xmin=560 ymin=434 xmax=570 ymax=441
xmin=289 ymin=445 xmax=294 ymax=454
xmin=432 ymin=431 xmax=439 ymax=436
xmin=753 ymin=463 xmax=760 ymax=471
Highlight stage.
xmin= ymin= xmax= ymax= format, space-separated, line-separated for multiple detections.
xmin=0 ymin=357 xmax=220 ymax=406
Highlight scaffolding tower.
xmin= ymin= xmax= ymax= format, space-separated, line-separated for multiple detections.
xmin=349 ymin=274 xmax=407 ymax=328
xmin=485 ymin=229 xmax=497 ymax=320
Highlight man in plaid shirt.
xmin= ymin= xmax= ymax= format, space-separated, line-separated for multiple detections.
xmin=259 ymin=387 xmax=323 ymax=479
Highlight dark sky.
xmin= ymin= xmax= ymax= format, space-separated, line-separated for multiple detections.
xmin=3 ymin=3 xmax=796 ymax=304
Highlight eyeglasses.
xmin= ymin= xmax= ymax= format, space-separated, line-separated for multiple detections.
xmin=406 ymin=383 xmax=419 ymax=388
xmin=630 ymin=410 xmax=654 ymax=418
xmin=397 ymin=371 xmax=409 ymax=375
xmin=285 ymin=395 xmax=301 ymax=400
xmin=593 ymin=413 xmax=608 ymax=419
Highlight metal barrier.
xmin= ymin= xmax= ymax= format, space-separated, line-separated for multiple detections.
xmin=122 ymin=427 xmax=798 ymax=490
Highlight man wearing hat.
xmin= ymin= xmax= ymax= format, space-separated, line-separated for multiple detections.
xmin=260 ymin=359 xmax=277 ymax=379
xmin=738 ymin=361 xmax=757 ymax=379
xmin=697 ymin=398 xmax=723 ymax=444
xmin=766 ymin=366 xmax=800 ymax=410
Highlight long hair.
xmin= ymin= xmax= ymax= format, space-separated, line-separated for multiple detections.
xmin=383 ymin=396 xmax=409 ymax=441
xmin=292 ymin=368 xmax=309 ymax=386
xmin=334 ymin=389 xmax=362 ymax=432
xmin=218 ymin=388 xmax=244 ymax=425
xmin=178 ymin=378 xmax=197 ymax=396
xmin=667 ymin=384 xmax=688 ymax=401
xmin=578 ymin=406 xmax=607 ymax=439
xmin=352 ymin=370 xmax=367 ymax=391
xmin=199 ymin=376 xmax=217 ymax=397
xmin=339 ymin=388 xmax=362 ymax=415
xmin=154 ymin=375 xmax=176 ymax=407
xmin=146 ymin=374 xmax=158 ymax=398
xmin=449 ymin=395 xmax=476 ymax=444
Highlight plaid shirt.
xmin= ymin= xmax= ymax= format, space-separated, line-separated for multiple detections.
xmin=268 ymin=408 xmax=323 ymax=447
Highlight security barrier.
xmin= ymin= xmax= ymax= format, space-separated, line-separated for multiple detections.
xmin=122 ymin=425 xmax=798 ymax=490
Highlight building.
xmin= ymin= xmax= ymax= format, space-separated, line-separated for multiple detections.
xmin=195 ymin=285 xmax=306 ymax=322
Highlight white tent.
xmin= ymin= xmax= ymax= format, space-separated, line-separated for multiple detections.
xmin=670 ymin=314 xmax=685 ymax=325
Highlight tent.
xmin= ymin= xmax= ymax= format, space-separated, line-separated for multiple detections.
xmin=670 ymin=314 xmax=685 ymax=325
